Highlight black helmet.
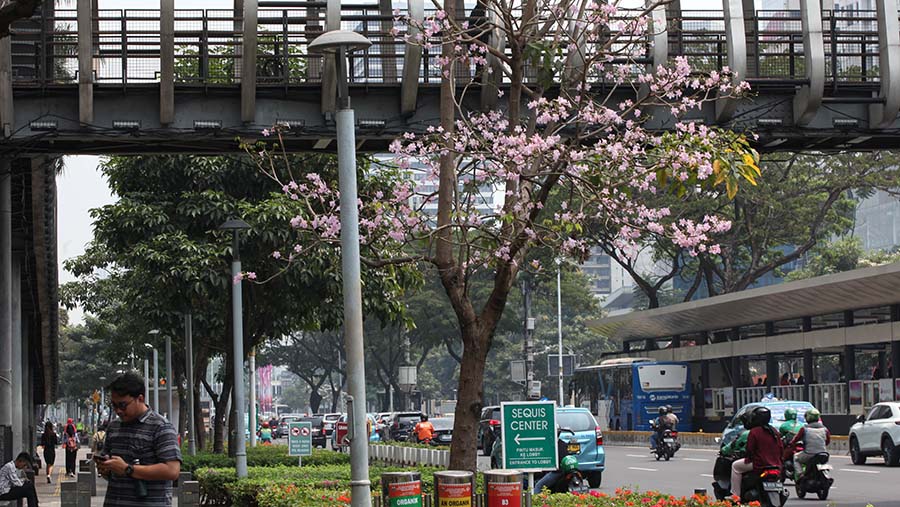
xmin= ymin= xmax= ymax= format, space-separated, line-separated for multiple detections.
xmin=420 ymin=414 xmax=428 ymax=421
xmin=658 ymin=406 xmax=667 ymax=415
xmin=747 ymin=407 xmax=771 ymax=429
xmin=666 ymin=405 xmax=674 ymax=414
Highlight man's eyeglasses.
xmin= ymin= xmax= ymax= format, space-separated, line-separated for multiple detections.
xmin=109 ymin=398 xmax=137 ymax=411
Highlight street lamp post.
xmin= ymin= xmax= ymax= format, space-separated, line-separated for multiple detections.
xmin=185 ymin=312 xmax=197 ymax=456
xmin=99 ymin=376 xmax=107 ymax=425
xmin=219 ymin=218 xmax=251 ymax=478
xmin=165 ymin=335 xmax=173 ymax=421
xmin=249 ymin=348 xmax=257 ymax=447
xmin=143 ymin=358 xmax=150 ymax=403
xmin=556 ymin=258 xmax=564 ymax=407
xmin=309 ymin=30 xmax=373 ymax=507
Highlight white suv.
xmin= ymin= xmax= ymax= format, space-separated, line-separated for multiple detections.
xmin=849 ymin=402 xmax=900 ymax=466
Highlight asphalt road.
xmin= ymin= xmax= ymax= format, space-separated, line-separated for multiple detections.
xmin=477 ymin=445 xmax=900 ymax=507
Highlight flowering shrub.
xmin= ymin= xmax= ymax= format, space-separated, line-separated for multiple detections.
xmin=534 ymin=488 xmax=759 ymax=507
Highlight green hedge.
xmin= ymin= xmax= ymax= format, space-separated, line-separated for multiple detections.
xmin=182 ymin=445 xmax=349 ymax=472
xmin=195 ymin=464 xmax=443 ymax=506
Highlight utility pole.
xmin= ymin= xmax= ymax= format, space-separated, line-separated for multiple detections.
xmin=185 ymin=312 xmax=196 ymax=455
xmin=249 ymin=348 xmax=257 ymax=447
xmin=522 ymin=280 xmax=535 ymax=400
xmin=165 ymin=335 xmax=173 ymax=420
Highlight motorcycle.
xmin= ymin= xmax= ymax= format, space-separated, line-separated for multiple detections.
xmin=793 ymin=452 xmax=833 ymax=500
xmin=650 ymin=420 xmax=681 ymax=461
xmin=532 ymin=429 xmax=590 ymax=494
xmin=711 ymin=454 xmax=789 ymax=507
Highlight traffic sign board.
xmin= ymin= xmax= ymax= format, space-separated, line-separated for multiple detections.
xmin=288 ymin=421 xmax=312 ymax=457
xmin=500 ymin=401 xmax=557 ymax=471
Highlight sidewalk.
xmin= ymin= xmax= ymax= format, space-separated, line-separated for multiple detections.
xmin=34 ymin=447 xmax=106 ymax=506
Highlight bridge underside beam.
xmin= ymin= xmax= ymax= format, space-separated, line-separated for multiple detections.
xmin=6 ymin=86 xmax=900 ymax=154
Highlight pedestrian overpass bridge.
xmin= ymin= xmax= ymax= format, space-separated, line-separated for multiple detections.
xmin=2 ymin=0 xmax=900 ymax=154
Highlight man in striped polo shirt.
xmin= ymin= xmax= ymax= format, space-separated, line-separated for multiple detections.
xmin=98 ymin=372 xmax=182 ymax=506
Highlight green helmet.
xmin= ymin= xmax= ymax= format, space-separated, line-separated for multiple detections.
xmin=783 ymin=408 xmax=797 ymax=421
xmin=805 ymin=408 xmax=820 ymax=423
xmin=561 ymin=455 xmax=579 ymax=473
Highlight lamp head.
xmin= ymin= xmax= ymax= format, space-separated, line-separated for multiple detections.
xmin=147 ymin=329 xmax=160 ymax=336
xmin=218 ymin=218 xmax=251 ymax=232
xmin=308 ymin=30 xmax=372 ymax=54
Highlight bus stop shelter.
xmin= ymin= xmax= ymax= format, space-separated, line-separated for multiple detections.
xmin=590 ymin=262 xmax=900 ymax=434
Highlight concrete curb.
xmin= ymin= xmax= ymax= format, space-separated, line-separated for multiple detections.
xmin=603 ymin=430 xmax=849 ymax=452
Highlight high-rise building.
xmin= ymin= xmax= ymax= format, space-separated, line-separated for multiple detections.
xmin=853 ymin=190 xmax=900 ymax=252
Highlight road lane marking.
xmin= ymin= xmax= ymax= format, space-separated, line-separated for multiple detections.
xmin=627 ymin=454 xmax=649 ymax=458
xmin=839 ymin=468 xmax=879 ymax=474
xmin=700 ymin=474 xmax=714 ymax=478
xmin=682 ymin=457 xmax=710 ymax=462
xmin=628 ymin=467 xmax=658 ymax=472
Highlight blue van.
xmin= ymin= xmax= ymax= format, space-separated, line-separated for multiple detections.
xmin=721 ymin=400 xmax=815 ymax=448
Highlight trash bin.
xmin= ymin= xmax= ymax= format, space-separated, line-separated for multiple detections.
xmin=484 ymin=470 xmax=523 ymax=507
xmin=434 ymin=470 xmax=474 ymax=507
xmin=381 ymin=471 xmax=422 ymax=507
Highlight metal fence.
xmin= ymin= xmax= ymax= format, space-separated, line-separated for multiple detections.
xmin=8 ymin=7 xmax=894 ymax=87
xmin=810 ymin=383 xmax=848 ymax=415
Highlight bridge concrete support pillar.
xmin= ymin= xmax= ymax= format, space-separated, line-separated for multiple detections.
xmin=160 ymin=0 xmax=175 ymax=125
xmin=877 ymin=351 xmax=887 ymax=379
xmin=0 ymin=160 xmax=11 ymax=460
xmin=892 ymin=342 xmax=900 ymax=385
xmin=742 ymin=0 xmax=757 ymax=77
xmin=803 ymin=349 xmax=814 ymax=401
xmin=793 ymin=0 xmax=824 ymax=126
xmin=77 ymin=0 xmax=94 ymax=125
xmin=0 ymin=17 xmax=12 ymax=137
xmin=842 ymin=345 xmax=857 ymax=381
xmin=11 ymin=254 xmax=21 ymax=455
xmin=401 ymin=0 xmax=425 ymax=115
xmin=765 ymin=353 xmax=778 ymax=388
xmin=716 ymin=0 xmax=747 ymax=123
xmin=730 ymin=356 xmax=741 ymax=413
xmin=241 ymin=0 xmax=259 ymax=124
xmin=378 ymin=0 xmax=398 ymax=83
xmin=869 ymin=0 xmax=900 ymax=127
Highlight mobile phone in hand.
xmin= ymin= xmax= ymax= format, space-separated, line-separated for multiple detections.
xmin=93 ymin=454 xmax=109 ymax=463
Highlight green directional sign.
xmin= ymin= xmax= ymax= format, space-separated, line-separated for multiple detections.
xmin=288 ymin=421 xmax=312 ymax=457
xmin=500 ymin=401 xmax=557 ymax=471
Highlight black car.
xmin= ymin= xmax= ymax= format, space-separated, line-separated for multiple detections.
xmin=388 ymin=412 xmax=424 ymax=441
xmin=427 ymin=417 xmax=454 ymax=445
xmin=297 ymin=415 xmax=327 ymax=448
xmin=477 ymin=405 xmax=501 ymax=456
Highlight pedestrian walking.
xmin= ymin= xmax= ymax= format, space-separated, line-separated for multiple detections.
xmin=63 ymin=418 xmax=78 ymax=477
xmin=39 ymin=421 xmax=58 ymax=483
xmin=92 ymin=423 xmax=108 ymax=454
xmin=0 ymin=452 xmax=39 ymax=506
xmin=97 ymin=371 xmax=182 ymax=506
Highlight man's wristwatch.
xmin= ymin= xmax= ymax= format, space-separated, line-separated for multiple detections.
xmin=124 ymin=464 xmax=134 ymax=477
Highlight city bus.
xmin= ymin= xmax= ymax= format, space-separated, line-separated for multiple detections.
xmin=573 ymin=358 xmax=692 ymax=432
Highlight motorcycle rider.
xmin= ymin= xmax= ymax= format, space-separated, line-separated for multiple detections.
xmin=665 ymin=405 xmax=680 ymax=428
xmin=778 ymin=408 xmax=804 ymax=441
xmin=533 ymin=455 xmax=579 ymax=494
xmin=721 ymin=413 xmax=752 ymax=458
xmin=789 ymin=408 xmax=831 ymax=481
xmin=649 ymin=406 xmax=672 ymax=450
xmin=731 ymin=406 xmax=784 ymax=498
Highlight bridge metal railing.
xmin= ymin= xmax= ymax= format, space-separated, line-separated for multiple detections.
xmin=5 ymin=5 xmax=894 ymax=88
xmin=736 ymin=386 xmax=767 ymax=408
xmin=753 ymin=10 xmax=804 ymax=80
xmin=810 ymin=382 xmax=848 ymax=415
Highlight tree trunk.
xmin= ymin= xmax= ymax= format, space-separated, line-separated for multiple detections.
xmin=309 ymin=389 xmax=322 ymax=414
xmin=448 ymin=328 xmax=489 ymax=471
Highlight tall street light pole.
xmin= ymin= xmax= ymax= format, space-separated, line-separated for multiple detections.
xmin=185 ymin=312 xmax=196 ymax=456
xmin=165 ymin=335 xmax=173 ymax=421
xmin=309 ymin=30 xmax=373 ymax=507
xmin=219 ymin=218 xmax=251 ymax=478
xmin=249 ymin=347 xmax=257 ymax=447
xmin=143 ymin=357 xmax=150 ymax=403
xmin=556 ymin=258 xmax=564 ymax=407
